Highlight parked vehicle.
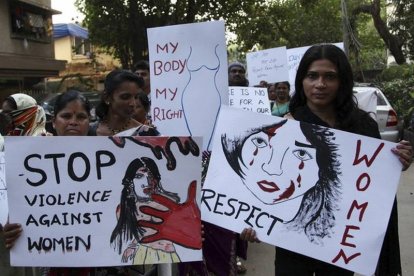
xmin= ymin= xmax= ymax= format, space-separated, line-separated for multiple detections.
xmin=353 ymin=85 xmax=400 ymax=142
xmin=40 ymin=91 xmax=102 ymax=133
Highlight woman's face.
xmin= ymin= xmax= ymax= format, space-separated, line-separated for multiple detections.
xmin=268 ymin=85 xmax=277 ymax=101
xmin=133 ymin=98 xmax=147 ymax=123
xmin=275 ymin=83 xmax=289 ymax=101
xmin=133 ymin=167 xmax=154 ymax=199
xmin=303 ymin=59 xmax=339 ymax=111
xmin=108 ymin=81 xmax=139 ymax=119
xmin=52 ymin=99 xmax=90 ymax=136
xmin=240 ymin=123 xmax=319 ymax=205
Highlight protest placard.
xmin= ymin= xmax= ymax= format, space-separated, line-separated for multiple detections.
xmin=147 ymin=21 xmax=228 ymax=151
xmin=287 ymin=42 xmax=344 ymax=92
xmin=6 ymin=136 xmax=202 ymax=267
xmin=246 ymin=46 xmax=289 ymax=86
xmin=229 ymin=86 xmax=271 ymax=115
xmin=201 ymin=106 xmax=402 ymax=275
xmin=0 ymin=152 xmax=7 ymax=227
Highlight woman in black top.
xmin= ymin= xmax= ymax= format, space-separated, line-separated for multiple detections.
xmin=242 ymin=44 xmax=412 ymax=276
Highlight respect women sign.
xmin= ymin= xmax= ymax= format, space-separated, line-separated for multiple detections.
xmin=201 ymin=106 xmax=402 ymax=276
xmin=6 ymin=136 xmax=202 ymax=267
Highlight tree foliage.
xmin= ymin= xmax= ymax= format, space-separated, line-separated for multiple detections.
xmin=388 ymin=0 xmax=414 ymax=61
xmin=75 ymin=0 xmax=261 ymax=68
xmin=76 ymin=0 xmax=413 ymax=69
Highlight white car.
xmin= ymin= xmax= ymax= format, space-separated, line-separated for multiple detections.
xmin=353 ymin=86 xmax=400 ymax=142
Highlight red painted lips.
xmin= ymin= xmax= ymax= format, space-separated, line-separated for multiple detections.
xmin=257 ymin=180 xmax=280 ymax=192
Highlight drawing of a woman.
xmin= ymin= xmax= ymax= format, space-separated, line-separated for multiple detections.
xmin=110 ymin=157 xmax=181 ymax=264
xmin=221 ymin=119 xmax=341 ymax=242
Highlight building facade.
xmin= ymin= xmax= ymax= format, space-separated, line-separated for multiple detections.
xmin=0 ymin=0 xmax=66 ymax=102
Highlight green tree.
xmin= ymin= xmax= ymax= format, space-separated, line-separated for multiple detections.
xmin=352 ymin=0 xmax=414 ymax=64
xmin=75 ymin=0 xmax=261 ymax=69
xmin=388 ymin=0 xmax=414 ymax=61
xmin=227 ymin=0 xmax=343 ymax=52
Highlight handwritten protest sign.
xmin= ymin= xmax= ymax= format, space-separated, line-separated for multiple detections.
xmin=246 ymin=46 xmax=289 ymax=86
xmin=201 ymin=106 xmax=402 ymax=275
xmin=0 ymin=152 xmax=7 ymax=227
xmin=148 ymin=21 xmax=228 ymax=151
xmin=229 ymin=86 xmax=271 ymax=115
xmin=6 ymin=136 xmax=202 ymax=267
xmin=287 ymin=42 xmax=344 ymax=92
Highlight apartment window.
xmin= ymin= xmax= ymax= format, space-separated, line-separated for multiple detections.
xmin=9 ymin=2 xmax=53 ymax=43
xmin=73 ymin=37 xmax=92 ymax=57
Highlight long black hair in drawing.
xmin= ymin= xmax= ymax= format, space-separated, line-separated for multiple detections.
xmin=110 ymin=157 xmax=180 ymax=254
xmin=221 ymin=120 xmax=341 ymax=243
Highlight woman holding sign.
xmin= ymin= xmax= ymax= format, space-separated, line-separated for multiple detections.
xmin=2 ymin=90 xmax=92 ymax=275
xmin=242 ymin=44 xmax=412 ymax=276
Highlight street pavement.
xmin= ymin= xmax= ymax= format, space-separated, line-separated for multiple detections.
xmin=243 ymin=166 xmax=414 ymax=276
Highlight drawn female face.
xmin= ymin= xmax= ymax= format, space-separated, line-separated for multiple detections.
xmin=132 ymin=167 xmax=154 ymax=199
xmin=240 ymin=123 xmax=319 ymax=205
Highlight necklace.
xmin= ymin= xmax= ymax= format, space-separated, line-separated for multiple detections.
xmin=102 ymin=118 xmax=131 ymax=135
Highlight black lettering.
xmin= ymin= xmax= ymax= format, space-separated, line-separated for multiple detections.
xmin=267 ymin=215 xmax=283 ymax=235
xmin=213 ymin=193 xmax=226 ymax=215
xmin=96 ymin=151 xmax=116 ymax=179
xmin=201 ymin=189 xmax=216 ymax=211
xmin=235 ymin=201 xmax=250 ymax=219
xmin=224 ymin=198 xmax=238 ymax=216
xmin=26 ymin=214 xmax=39 ymax=227
xmin=24 ymin=195 xmax=37 ymax=206
xmin=244 ymin=206 xmax=262 ymax=227
xmin=44 ymin=153 xmax=65 ymax=184
xmin=24 ymin=154 xmax=47 ymax=186
xmin=68 ymin=152 xmax=90 ymax=181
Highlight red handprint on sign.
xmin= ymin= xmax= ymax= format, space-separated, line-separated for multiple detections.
xmin=138 ymin=181 xmax=202 ymax=249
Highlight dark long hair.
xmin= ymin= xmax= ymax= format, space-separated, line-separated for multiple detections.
xmin=110 ymin=157 xmax=180 ymax=254
xmin=221 ymin=120 xmax=340 ymax=243
xmin=96 ymin=70 xmax=144 ymax=120
xmin=286 ymin=122 xmax=341 ymax=243
xmin=289 ymin=44 xmax=372 ymax=132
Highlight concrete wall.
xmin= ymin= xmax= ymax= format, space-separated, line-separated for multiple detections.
xmin=54 ymin=36 xmax=72 ymax=61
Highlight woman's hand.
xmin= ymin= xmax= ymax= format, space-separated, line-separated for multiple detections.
xmin=121 ymin=242 xmax=137 ymax=263
xmin=392 ymin=140 xmax=412 ymax=171
xmin=3 ymin=223 xmax=22 ymax=249
xmin=240 ymin=227 xmax=260 ymax=243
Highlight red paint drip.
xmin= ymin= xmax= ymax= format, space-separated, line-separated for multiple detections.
xmin=297 ymin=174 xmax=301 ymax=187
xmin=299 ymin=161 xmax=304 ymax=170
xmin=253 ymin=148 xmax=258 ymax=156
xmin=250 ymin=159 xmax=254 ymax=166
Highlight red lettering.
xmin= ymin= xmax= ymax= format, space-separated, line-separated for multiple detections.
xmin=353 ymin=140 xmax=385 ymax=167
xmin=331 ymin=249 xmax=361 ymax=264
xmin=156 ymin=44 xmax=168 ymax=53
xmin=347 ymin=200 xmax=368 ymax=221
xmin=356 ymin=173 xmax=371 ymax=191
xmin=340 ymin=225 xmax=360 ymax=248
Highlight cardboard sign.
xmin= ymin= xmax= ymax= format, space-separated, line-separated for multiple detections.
xmin=6 ymin=136 xmax=202 ymax=267
xmin=246 ymin=46 xmax=289 ymax=86
xmin=201 ymin=106 xmax=402 ymax=275
xmin=229 ymin=86 xmax=271 ymax=115
xmin=148 ymin=21 xmax=228 ymax=151
xmin=0 ymin=152 xmax=7 ymax=227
